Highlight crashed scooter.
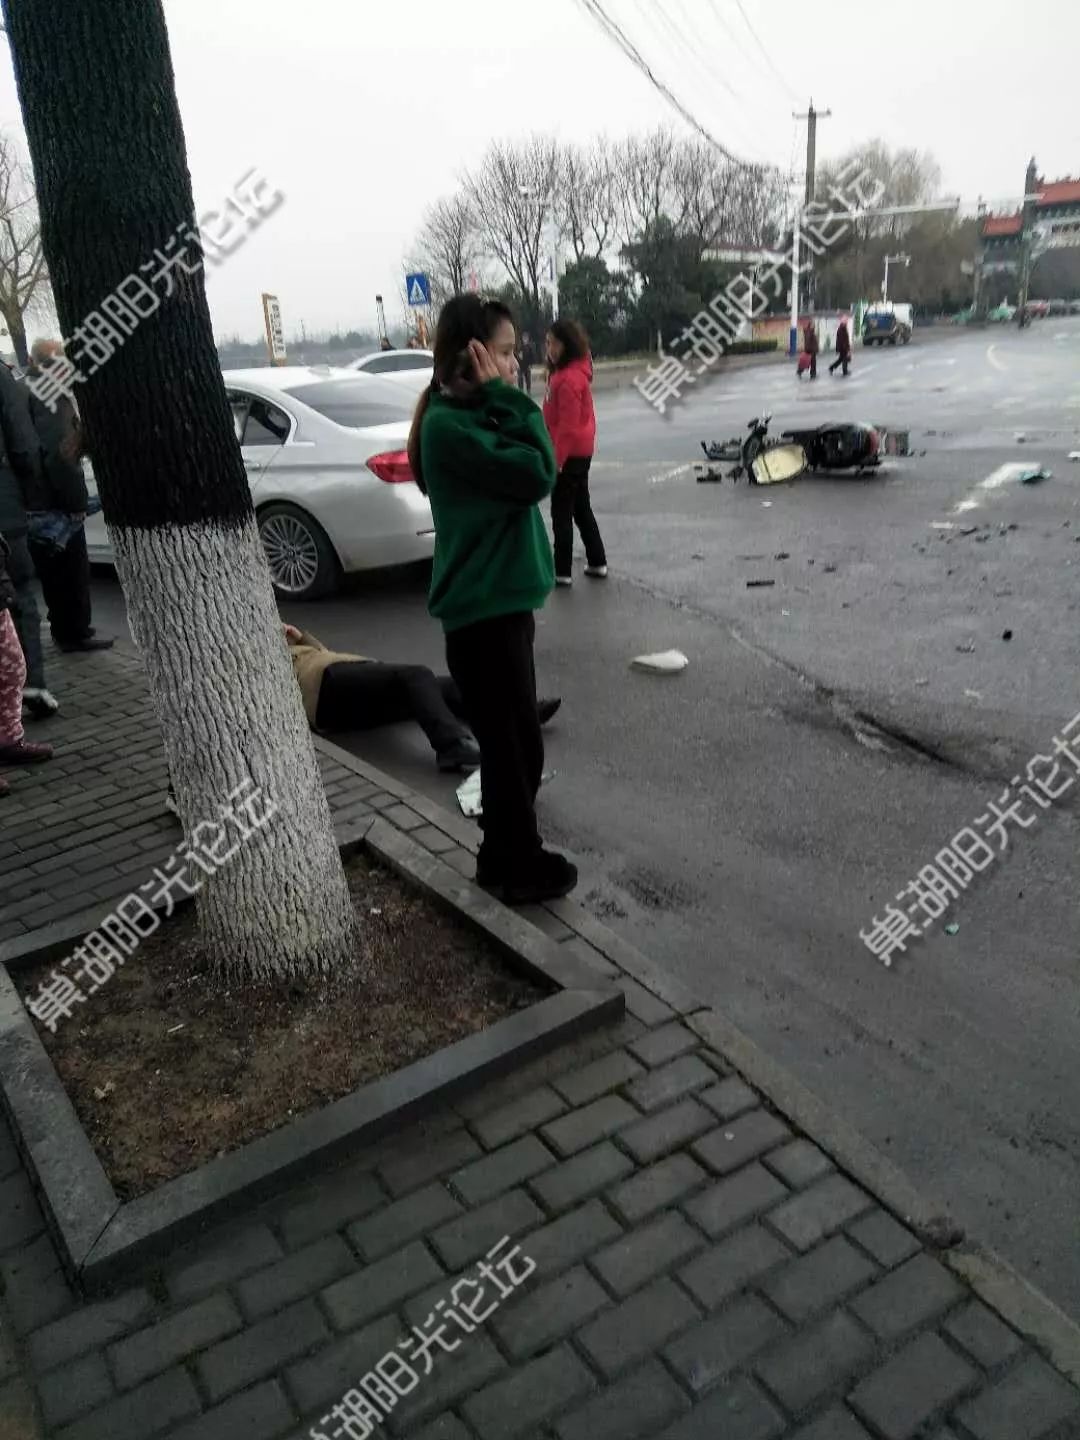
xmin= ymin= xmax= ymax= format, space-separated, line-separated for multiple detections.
xmin=697 ymin=414 xmax=881 ymax=485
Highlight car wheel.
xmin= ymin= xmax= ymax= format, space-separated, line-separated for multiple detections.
xmin=257 ymin=503 xmax=340 ymax=601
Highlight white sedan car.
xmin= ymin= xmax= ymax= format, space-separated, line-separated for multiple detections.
xmin=84 ymin=367 xmax=434 ymax=600
xmin=347 ymin=348 xmax=433 ymax=393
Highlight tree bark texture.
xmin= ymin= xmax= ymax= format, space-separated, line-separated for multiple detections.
xmin=2 ymin=0 xmax=356 ymax=980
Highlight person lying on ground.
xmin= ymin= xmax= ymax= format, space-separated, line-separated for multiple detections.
xmin=283 ymin=624 xmax=561 ymax=772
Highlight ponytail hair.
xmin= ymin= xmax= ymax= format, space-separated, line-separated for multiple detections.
xmin=406 ymin=295 xmax=516 ymax=491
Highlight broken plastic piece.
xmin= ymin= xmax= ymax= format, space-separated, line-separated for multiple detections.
xmin=631 ymin=650 xmax=689 ymax=674
xmin=1069 ymin=452 xmax=1080 ymax=462
xmin=1018 ymin=467 xmax=1051 ymax=484
xmin=944 ymin=923 xmax=959 ymax=936
xmin=457 ymin=768 xmax=555 ymax=819
xmin=746 ymin=579 xmax=775 ymax=588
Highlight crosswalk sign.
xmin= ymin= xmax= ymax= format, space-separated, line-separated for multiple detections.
xmin=406 ymin=272 xmax=431 ymax=307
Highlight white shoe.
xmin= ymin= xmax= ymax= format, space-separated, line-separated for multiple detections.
xmin=555 ymin=576 xmax=573 ymax=587
xmin=585 ymin=565 xmax=608 ymax=579
xmin=22 ymin=687 xmax=60 ymax=719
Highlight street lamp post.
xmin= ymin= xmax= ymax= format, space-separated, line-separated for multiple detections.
xmin=519 ymin=184 xmax=559 ymax=323
xmin=882 ymin=253 xmax=910 ymax=303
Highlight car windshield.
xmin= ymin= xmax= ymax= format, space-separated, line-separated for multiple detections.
xmin=283 ymin=377 xmax=415 ymax=429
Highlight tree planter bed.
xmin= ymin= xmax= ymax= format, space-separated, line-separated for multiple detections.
xmin=0 ymin=818 xmax=621 ymax=1291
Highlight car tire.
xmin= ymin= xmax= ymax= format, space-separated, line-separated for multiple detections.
xmin=257 ymin=502 xmax=341 ymax=601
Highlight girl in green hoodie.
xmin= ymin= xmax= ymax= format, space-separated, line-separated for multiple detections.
xmin=407 ymin=297 xmax=577 ymax=905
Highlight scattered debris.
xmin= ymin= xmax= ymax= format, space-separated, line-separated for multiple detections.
xmin=1019 ymin=466 xmax=1052 ymax=484
xmin=975 ymin=532 xmax=991 ymax=543
xmin=746 ymin=579 xmax=775 ymax=588
xmin=166 ymin=1023 xmax=185 ymax=1035
xmin=956 ymin=642 xmax=976 ymax=654
xmin=691 ymin=552 xmax=705 ymax=560
xmin=781 ymin=609 xmax=790 ymax=616
xmin=823 ymin=564 xmax=838 ymax=573
xmin=959 ymin=526 xmax=978 ymax=536
xmin=1015 ymin=432 xmax=1026 ymax=442
xmin=1069 ymin=451 xmax=1080 ymax=462
xmin=459 ymin=769 xmax=556 ymax=818
xmin=915 ymin=677 xmax=930 ymax=686
xmin=944 ymin=923 xmax=960 ymax=936
xmin=1002 ymin=629 xmax=1013 ymax=641
xmin=761 ymin=500 xmax=773 ymax=508
xmin=774 ymin=551 xmax=791 ymax=560
xmin=631 ymin=650 xmax=689 ymax=674
xmin=964 ymin=689 xmax=983 ymax=700
xmin=93 ymin=1081 xmax=116 ymax=1101
xmin=931 ymin=521 xmax=956 ymax=530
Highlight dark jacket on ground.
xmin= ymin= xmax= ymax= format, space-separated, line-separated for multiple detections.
xmin=24 ymin=365 xmax=88 ymax=514
xmin=0 ymin=363 xmax=43 ymax=539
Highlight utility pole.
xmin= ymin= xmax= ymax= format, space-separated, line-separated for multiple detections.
xmin=791 ymin=100 xmax=831 ymax=341
xmin=882 ymin=253 xmax=910 ymax=303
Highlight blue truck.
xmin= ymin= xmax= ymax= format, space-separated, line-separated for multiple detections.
xmin=862 ymin=303 xmax=913 ymax=346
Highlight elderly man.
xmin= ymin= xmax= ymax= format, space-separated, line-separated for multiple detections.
xmin=23 ymin=339 xmax=111 ymax=653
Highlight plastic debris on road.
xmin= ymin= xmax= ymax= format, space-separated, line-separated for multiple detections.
xmin=944 ymin=923 xmax=960 ymax=936
xmin=956 ymin=641 xmax=976 ymax=654
xmin=458 ymin=768 xmax=556 ymax=819
xmin=1018 ymin=466 xmax=1052 ymax=484
xmin=631 ymin=650 xmax=689 ymax=674
xmin=746 ymin=579 xmax=775 ymax=588
xmin=1069 ymin=452 xmax=1080 ymax=462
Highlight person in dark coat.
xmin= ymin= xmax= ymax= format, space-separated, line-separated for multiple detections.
xmin=24 ymin=339 xmax=112 ymax=653
xmin=517 ymin=331 xmax=536 ymax=394
xmin=829 ymin=316 xmax=852 ymax=377
xmin=803 ymin=318 xmax=819 ymax=380
xmin=0 ymin=360 xmax=57 ymax=716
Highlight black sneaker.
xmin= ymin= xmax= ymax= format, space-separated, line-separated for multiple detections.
xmin=537 ymin=697 xmax=561 ymax=727
xmin=502 ymin=850 xmax=578 ymax=906
xmin=437 ymin=737 xmax=482 ymax=773
xmin=22 ymin=687 xmax=60 ymax=719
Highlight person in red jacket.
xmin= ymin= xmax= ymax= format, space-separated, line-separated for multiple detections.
xmin=542 ymin=319 xmax=607 ymax=586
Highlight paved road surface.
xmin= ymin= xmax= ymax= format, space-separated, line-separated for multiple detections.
xmin=86 ymin=318 xmax=1080 ymax=1319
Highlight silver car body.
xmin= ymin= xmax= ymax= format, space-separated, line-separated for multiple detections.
xmin=347 ymin=348 xmax=434 ymax=394
xmin=84 ymin=366 xmax=435 ymax=590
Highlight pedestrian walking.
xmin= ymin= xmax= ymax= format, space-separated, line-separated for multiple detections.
xmin=0 ymin=535 xmax=53 ymax=796
xmin=543 ymin=319 xmax=607 ymax=586
xmin=23 ymin=340 xmax=112 ymax=653
xmin=829 ymin=316 xmax=852 ymax=377
xmin=803 ymin=318 xmax=819 ymax=380
xmin=407 ymin=294 xmax=576 ymax=905
xmin=0 ymin=358 xmax=57 ymax=718
xmin=517 ymin=331 xmax=535 ymax=394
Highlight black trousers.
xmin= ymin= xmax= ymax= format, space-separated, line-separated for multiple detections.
xmin=445 ymin=612 xmax=543 ymax=875
xmin=829 ymin=353 xmax=850 ymax=375
xmin=551 ymin=456 xmax=606 ymax=579
xmin=2 ymin=532 xmax=45 ymax=688
xmin=315 ymin=662 xmax=469 ymax=755
xmin=518 ymin=365 xmax=532 ymax=394
xmin=29 ymin=526 xmax=92 ymax=645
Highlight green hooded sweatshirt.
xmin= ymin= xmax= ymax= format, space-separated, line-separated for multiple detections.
xmin=420 ymin=379 xmax=556 ymax=633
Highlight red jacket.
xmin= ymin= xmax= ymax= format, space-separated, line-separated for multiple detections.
xmin=543 ymin=355 xmax=596 ymax=470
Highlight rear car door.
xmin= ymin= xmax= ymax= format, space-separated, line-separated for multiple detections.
xmin=227 ymin=389 xmax=292 ymax=483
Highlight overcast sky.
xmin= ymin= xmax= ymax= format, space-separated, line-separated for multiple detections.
xmin=1 ymin=0 xmax=1077 ymax=342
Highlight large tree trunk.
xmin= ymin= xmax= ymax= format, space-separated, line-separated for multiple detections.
xmin=2 ymin=0 xmax=357 ymax=982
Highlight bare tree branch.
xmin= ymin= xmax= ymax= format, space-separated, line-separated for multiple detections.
xmin=0 ymin=130 xmax=50 ymax=361
xmin=465 ymin=136 xmax=558 ymax=310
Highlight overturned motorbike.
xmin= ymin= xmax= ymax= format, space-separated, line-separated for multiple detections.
xmin=698 ymin=414 xmax=881 ymax=485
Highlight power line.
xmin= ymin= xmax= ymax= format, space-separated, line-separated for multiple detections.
xmin=730 ymin=0 xmax=800 ymax=104
xmin=572 ymin=0 xmax=758 ymax=168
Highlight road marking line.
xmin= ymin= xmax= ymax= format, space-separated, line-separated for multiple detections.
xmin=987 ymin=344 xmax=1008 ymax=372
xmin=648 ymin=463 xmax=695 ymax=485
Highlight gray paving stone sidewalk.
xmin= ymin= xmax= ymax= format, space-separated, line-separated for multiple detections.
xmin=2 ymin=644 xmax=1080 ymax=1439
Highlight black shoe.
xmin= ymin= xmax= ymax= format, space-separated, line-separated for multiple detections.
xmin=56 ymin=636 xmax=114 ymax=653
xmin=502 ymin=850 xmax=578 ymax=906
xmin=437 ymin=736 xmax=482 ymax=773
xmin=538 ymin=697 xmax=561 ymax=727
